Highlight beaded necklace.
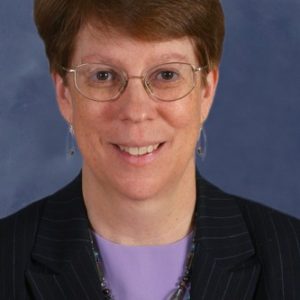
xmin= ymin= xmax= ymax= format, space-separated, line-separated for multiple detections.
xmin=89 ymin=226 xmax=196 ymax=300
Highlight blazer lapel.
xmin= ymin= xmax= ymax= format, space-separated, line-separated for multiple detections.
xmin=25 ymin=173 xmax=261 ymax=299
xmin=25 ymin=176 xmax=104 ymax=299
xmin=190 ymin=175 xmax=261 ymax=300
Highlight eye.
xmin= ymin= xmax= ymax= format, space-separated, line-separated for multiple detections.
xmin=92 ymin=70 xmax=116 ymax=82
xmin=147 ymin=66 xmax=182 ymax=89
xmin=156 ymin=70 xmax=179 ymax=81
xmin=160 ymin=71 xmax=176 ymax=80
xmin=82 ymin=66 xmax=122 ymax=87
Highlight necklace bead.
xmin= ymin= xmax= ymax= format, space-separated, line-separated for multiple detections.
xmin=89 ymin=224 xmax=196 ymax=300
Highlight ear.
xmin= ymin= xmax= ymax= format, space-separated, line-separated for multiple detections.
xmin=52 ymin=72 xmax=74 ymax=124
xmin=200 ymin=68 xmax=219 ymax=124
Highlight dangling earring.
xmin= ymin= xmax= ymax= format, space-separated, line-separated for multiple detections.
xmin=197 ymin=126 xmax=207 ymax=160
xmin=66 ymin=124 xmax=76 ymax=158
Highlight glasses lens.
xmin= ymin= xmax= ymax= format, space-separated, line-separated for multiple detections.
xmin=145 ymin=63 xmax=195 ymax=101
xmin=75 ymin=64 xmax=124 ymax=101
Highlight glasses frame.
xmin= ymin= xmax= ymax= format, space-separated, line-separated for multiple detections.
xmin=62 ymin=62 xmax=206 ymax=102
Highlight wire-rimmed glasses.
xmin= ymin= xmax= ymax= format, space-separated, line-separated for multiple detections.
xmin=62 ymin=62 xmax=205 ymax=102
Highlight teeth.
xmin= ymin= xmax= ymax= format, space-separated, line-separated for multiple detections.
xmin=119 ymin=144 xmax=160 ymax=156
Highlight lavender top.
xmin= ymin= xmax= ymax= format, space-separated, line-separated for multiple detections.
xmin=94 ymin=231 xmax=192 ymax=300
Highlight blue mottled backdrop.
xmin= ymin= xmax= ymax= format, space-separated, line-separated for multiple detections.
xmin=1 ymin=0 xmax=300 ymax=218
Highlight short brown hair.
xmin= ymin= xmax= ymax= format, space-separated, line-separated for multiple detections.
xmin=34 ymin=0 xmax=225 ymax=77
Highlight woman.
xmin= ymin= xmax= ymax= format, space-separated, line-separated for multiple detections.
xmin=1 ymin=0 xmax=300 ymax=299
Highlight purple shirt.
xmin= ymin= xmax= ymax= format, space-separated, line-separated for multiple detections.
xmin=94 ymin=232 xmax=192 ymax=300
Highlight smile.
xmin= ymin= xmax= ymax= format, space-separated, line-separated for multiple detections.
xmin=118 ymin=144 xmax=160 ymax=156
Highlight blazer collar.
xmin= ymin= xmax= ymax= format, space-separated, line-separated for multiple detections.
xmin=190 ymin=173 xmax=261 ymax=299
xmin=26 ymin=173 xmax=260 ymax=299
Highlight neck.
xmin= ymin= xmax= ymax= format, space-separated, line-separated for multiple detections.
xmin=82 ymin=164 xmax=196 ymax=246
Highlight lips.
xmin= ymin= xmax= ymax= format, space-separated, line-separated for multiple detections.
xmin=118 ymin=143 xmax=160 ymax=156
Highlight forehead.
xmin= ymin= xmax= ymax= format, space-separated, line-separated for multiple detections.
xmin=71 ymin=24 xmax=198 ymax=68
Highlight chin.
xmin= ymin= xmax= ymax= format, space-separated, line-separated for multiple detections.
xmin=114 ymin=176 xmax=167 ymax=201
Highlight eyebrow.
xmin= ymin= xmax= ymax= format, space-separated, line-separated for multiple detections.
xmin=79 ymin=54 xmax=113 ymax=65
xmin=78 ymin=53 xmax=189 ymax=66
xmin=159 ymin=53 xmax=189 ymax=62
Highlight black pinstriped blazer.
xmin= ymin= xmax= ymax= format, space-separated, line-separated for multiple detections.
xmin=1 ymin=173 xmax=300 ymax=299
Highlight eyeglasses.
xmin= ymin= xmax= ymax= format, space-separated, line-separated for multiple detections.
xmin=62 ymin=62 xmax=205 ymax=102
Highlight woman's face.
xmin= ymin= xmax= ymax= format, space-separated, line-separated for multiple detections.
xmin=53 ymin=25 xmax=218 ymax=201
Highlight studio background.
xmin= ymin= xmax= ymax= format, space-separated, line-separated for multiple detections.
xmin=1 ymin=0 xmax=299 ymax=218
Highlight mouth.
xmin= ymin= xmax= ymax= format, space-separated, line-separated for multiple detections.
xmin=116 ymin=143 xmax=162 ymax=156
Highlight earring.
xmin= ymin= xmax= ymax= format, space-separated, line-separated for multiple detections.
xmin=66 ymin=124 xmax=76 ymax=157
xmin=197 ymin=126 xmax=207 ymax=160
xmin=69 ymin=124 xmax=74 ymax=136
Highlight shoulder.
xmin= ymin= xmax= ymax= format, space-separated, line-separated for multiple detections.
xmin=200 ymin=175 xmax=300 ymax=279
xmin=234 ymin=197 xmax=300 ymax=276
xmin=0 ymin=198 xmax=45 ymax=297
xmin=198 ymin=174 xmax=300 ymax=244
xmin=0 ymin=199 xmax=45 ymax=247
xmin=0 ymin=174 xmax=82 ymax=237
xmin=234 ymin=195 xmax=300 ymax=247
xmin=234 ymin=197 xmax=300 ymax=296
xmin=0 ymin=174 xmax=82 ymax=256
xmin=199 ymin=175 xmax=300 ymax=292
xmin=0 ymin=175 xmax=82 ymax=297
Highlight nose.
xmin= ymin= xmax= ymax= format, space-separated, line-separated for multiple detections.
xmin=117 ymin=77 xmax=157 ymax=123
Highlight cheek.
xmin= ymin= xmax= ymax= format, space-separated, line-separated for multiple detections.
xmin=71 ymin=98 xmax=113 ymax=130
xmin=161 ymin=94 xmax=202 ymax=130
xmin=70 ymin=101 xmax=104 ymax=154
